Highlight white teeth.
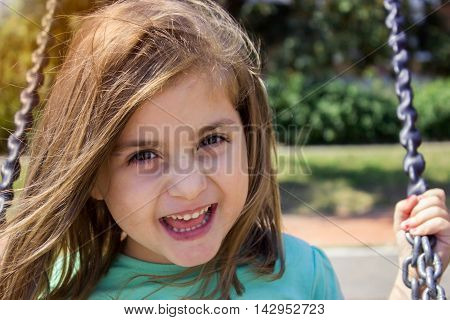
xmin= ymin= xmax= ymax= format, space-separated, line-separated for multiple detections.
xmin=166 ymin=205 xmax=211 ymax=221
xmin=168 ymin=213 xmax=211 ymax=233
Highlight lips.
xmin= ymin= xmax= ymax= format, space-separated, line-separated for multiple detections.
xmin=159 ymin=203 xmax=218 ymax=241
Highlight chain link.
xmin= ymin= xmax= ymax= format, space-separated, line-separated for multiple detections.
xmin=384 ymin=0 xmax=446 ymax=300
xmin=0 ymin=0 xmax=58 ymax=225
xmin=403 ymin=233 xmax=446 ymax=299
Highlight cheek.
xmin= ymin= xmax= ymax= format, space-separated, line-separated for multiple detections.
xmin=211 ymin=137 xmax=249 ymax=211
xmin=103 ymin=168 xmax=161 ymax=226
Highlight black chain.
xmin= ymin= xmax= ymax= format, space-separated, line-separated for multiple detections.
xmin=0 ymin=0 xmax=58 ymax=225
xmin=384 ymin=0 xmax=446 ymax=300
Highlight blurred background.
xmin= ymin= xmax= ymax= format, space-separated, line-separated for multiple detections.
xmin=1 ymin=0 xmax=449 ymax=298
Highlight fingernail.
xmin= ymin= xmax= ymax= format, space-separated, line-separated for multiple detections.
xmin=400 ymin=218 xmax=409 ymax=226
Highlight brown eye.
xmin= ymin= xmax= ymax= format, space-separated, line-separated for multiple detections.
xmin=128 ymin=150 xmax=158 ymax=165
xmin=199 ymin=134 xmax=228 ymax=148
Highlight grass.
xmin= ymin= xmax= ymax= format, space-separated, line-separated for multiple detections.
xmin=276 ymin=142 xmax=450 ymax=217
xmin=3 ymin=141 xmax=450 ymax=218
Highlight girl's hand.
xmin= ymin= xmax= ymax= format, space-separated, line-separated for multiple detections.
xmin=393 ymin=188 xmax=450 ymax=279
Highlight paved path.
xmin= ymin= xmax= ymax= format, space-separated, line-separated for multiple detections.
xmin=324 ymin=246 xmax=450 ymax=299
xmin=282 ymin=212 xmax=396 ymax=247
xmin=283 ymin=214 xmax=450 ymax=299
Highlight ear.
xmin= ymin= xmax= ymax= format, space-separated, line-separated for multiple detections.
xmin=90 ymin=182 xmax=104 ymax=201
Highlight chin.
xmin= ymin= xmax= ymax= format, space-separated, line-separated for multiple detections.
xmin=170 ymin=246 xmax=219 ymax=267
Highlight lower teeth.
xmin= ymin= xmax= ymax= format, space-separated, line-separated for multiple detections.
xmin=168 ymin=212 xmax=211 ymax=233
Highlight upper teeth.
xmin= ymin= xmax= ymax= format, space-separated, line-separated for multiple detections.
xmin=166 ymin=205 xmax=211 ymax=221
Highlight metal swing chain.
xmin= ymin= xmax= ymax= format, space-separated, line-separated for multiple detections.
xmin=0 ymin=0 xmax=58 ymax=224
xmin=383 ymin=0 xmax=446 ymax=300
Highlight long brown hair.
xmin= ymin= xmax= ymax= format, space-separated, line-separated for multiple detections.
xmin=0 ymin=0 xmax=284 ymax=299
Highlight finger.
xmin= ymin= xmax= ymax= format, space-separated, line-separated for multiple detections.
xmin=393 ymin=195 xmax=419 ymax=231
xmin=418 ymin=188 xmax=446 ymax=203
xmin=410 ymin=195 xmax=446 ymax=218
xmin=409 ymin=217 xmax=450 ymax=237
xmin=401 ymin=206 xmax=449 ymax=230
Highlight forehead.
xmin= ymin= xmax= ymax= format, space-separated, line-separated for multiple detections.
xmin=116 ymin=71 xmax=242 ymax=144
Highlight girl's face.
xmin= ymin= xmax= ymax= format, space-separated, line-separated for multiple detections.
xmin=90 ymin=71 xmax=249 ymax=267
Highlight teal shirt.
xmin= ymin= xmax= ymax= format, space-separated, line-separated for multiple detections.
xmin=88 ymin=233 xmax=344 ymax=300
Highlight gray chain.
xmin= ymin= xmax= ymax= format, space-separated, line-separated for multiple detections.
xmin=384 ymin=0 xmax=446 ymax=299
xmin=402 ymin=233 xmax=446 ymax=299
xmin=0 ymin=0 xmax=58 ymax=225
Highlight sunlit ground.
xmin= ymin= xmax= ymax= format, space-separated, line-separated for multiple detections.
xmin=276 ymin=141 xmax=450 ymax=217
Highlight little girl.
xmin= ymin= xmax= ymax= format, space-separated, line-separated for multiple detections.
xmin=0 ymin=0 xmax=449 ymax=300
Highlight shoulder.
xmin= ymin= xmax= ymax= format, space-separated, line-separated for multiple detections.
xmin=281 ymin=233 xmax=344 ymax=299
xmin=280 ymin=232 xmax=318 ymax=276
xmin=281 ymin=232 xmax=312 ymax=256
xmin=281 ymin=232 xmax=316 ymax=268
xmin=281 ymin=232 xmax=333 ymax=271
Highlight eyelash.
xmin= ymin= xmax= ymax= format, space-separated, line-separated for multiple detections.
xmin=127 ymin=133 xmax=229 ymax=165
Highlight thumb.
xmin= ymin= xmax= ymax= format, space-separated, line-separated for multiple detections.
xmin=393 ymin=194 xmax=419 ymax=232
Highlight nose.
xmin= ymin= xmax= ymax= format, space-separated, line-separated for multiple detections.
xmin=167 ymin=156 xmax=207 ymax=200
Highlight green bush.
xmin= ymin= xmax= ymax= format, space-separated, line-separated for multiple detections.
xmin=266 ymin=71 xmax=449 ymax=145
xmin=414 ymin=78 xmax=450 ymax=141
xmin=241 ymin=0 xmax=449 ymax=78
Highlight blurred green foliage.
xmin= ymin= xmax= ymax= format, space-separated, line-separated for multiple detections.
xmin=265 ymin=71 xmax=399 ymax=144
xmin=266 ymin=71 xmax=450 ymax=145
xmin=414 ymin=78 xmax=450 ymax=140
xmin=240 ymin=0 xmax=449 ymax=76
xmin=0 ymin=12 xmax=37 ymax=146
xmin=0 ymin=0 xmax=113 ymax=153
xmin=240 ymin=0 xmax=450 ymax=144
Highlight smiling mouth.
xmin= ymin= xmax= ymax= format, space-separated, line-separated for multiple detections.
xmin=159 ymin=203 xmax=218 ymax=233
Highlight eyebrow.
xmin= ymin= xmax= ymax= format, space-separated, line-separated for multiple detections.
xmin=112 ymin=117 xmax=238 ymax=154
